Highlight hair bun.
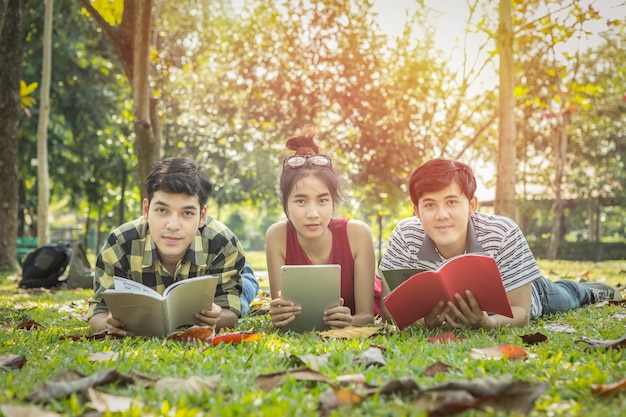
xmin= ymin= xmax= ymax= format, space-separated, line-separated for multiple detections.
xmin=285 ymin=126 xmax=319 ymax=155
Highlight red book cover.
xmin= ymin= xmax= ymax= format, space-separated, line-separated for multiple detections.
xmin=382 ymin=253 xmax=514 ymax=330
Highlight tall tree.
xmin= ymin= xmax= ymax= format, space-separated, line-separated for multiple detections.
xmin=79 ymin=0 xmax=159 ymax=197
xmin=36 ymin=0 xmax=54 ymax=245
xmin=496 ymin=0 xmax=517 ymax=218
xmin=0 ymin=0 xmax=25 ymax=270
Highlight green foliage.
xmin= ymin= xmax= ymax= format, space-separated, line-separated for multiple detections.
xmin=0 ymin=260 xmax=625 ymax=415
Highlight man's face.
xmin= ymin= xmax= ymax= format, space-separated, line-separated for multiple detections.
xmin=142 ymin=190 xmax=206 ymax=267
xmin=414 ymin=182 xmax=477 ymax=258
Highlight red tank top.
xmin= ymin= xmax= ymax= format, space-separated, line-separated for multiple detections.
xmin=285 ymin=218 xmax=356 ymax=312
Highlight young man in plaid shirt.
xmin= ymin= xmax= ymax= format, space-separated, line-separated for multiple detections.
xmin=87 ymin=157 xmax=258 ymax=335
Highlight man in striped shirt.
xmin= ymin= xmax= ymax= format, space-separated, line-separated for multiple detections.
xmin=379 ymin=158 xmax=621 ymax=330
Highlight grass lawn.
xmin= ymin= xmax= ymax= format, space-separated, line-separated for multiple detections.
xmin=0 ymin=259 xmax=625 ymax=416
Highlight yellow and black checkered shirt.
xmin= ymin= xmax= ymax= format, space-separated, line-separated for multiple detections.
xmin=87 ymin=216 xmax=245 ymax=319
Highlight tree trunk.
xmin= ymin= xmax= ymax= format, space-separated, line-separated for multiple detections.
xmin=133 ymin=0 xmax=157 ymax=197
xmin=0 ymin=0 xmax=25 ymax=270
xmin=547 ymin=118 xmax=568 ymax=259
xmin=79 ymin=0 xmax=160 ymax=198
xmin=495 ymin=0 xmax=517 ymax=219
xmin=0 ymin=0 xmax=9 ymax=33
xmin=37 ymin=0 xmax=54 ymax=246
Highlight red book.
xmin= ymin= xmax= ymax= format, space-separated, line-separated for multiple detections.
xmin=382 ymin=253 xmax=514 ymax=330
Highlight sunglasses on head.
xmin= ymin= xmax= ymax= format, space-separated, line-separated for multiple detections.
xmin=283 ymin=154 xmax=332 ymax=169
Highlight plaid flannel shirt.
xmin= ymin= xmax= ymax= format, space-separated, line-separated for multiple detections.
xmin=87 ymin=216 xmax=245 ymax=319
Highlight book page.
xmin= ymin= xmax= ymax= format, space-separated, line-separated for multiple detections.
xmin=438 ymin=254 xmax=513 ymax=318
xmin=102 ymin=292 xmax=167 ymax=337
xmin=379 ymin=268 xmax=425 ymax=292
xmin=112 ymin=276 xmax=162 ymax=298
xmin=164 ymin=275 xmax=219 ymax=333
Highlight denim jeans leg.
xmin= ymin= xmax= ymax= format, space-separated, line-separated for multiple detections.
xmin=240 ymin=272 xmax=259 ymax=316
xmin=534 ymin=276 xmax=592 ymax=316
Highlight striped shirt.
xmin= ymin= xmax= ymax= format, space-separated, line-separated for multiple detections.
xmin=87 ymin=216 xmax=245 ymax=319
xmin=378 ymin=213 xmax=543 ymax=317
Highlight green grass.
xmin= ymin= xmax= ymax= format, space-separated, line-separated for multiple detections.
xmin=1 ymin=260 xmax=625 ymax=416
xmin=245 ymin=250 xmax=267 ymax=272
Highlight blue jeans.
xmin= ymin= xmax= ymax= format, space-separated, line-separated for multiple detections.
xmin=240 ymin=263 xmax=259 ymax=316
xmin=533 ymin=276 xmax=594 ymax=316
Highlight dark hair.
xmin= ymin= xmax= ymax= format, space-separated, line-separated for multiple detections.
xmin=408 ymin=158 xmax=477 ymax=205
xmin=145 ymin=157 xmax=213 ymax=207
xmin=279 ymin=126 xmax=343 ymax=215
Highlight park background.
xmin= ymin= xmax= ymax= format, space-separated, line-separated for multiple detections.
xmin=2 ymin=0 xmax=626 ymax=269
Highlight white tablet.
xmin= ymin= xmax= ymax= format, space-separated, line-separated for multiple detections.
xmin=280 ymin=264 xmax=341 ymax=333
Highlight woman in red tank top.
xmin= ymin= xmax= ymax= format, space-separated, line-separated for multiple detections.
xmin=265 ymin=126 xmax=381 ymax=330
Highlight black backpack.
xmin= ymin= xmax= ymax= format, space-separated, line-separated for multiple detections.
xmin=19 ymin=241 xmax=73 ymax=289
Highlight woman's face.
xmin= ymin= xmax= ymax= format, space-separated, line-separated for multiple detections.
xmin=286 ymin=174 xmax=333 ymax=239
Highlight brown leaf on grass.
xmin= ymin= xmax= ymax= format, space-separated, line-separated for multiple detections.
xmin=0 ymin=354 xmax=26 ymax=371
xmin=254 ymin=367 xmax=336 ymax=392
xmin=355 ymin=347 xmax=386 ymax=368
xmin=16 ymin=319 xmax=45 ymax=330
xmin=423 ymin=361 xmax=458 ymax=377
xmin=469 ymin=344 xmax=528 ymax=360
xmin=0 ymin=404 xmax=62 ymax=417
xmin=423 ymin=376 xmax=548 ymax=415
xmin=163 ymin=325 xmax=214 ymax=345
xmin=290 ymin=353 xmax=330 ymax=371
xmin=543 ymin=323 xmax=576 ymax=333
xmin=25 ymin=368 xmax=134 ymax=403
xmin=88 ymin=351 xmax=119 ymax=362
xmin=428 ymin=332 xmax=465 ymax=344
xmin=576 ymin=334 xmax=626 ymax=350
xmin=84 ymin=387 xmax=139 ymax=413
xmin=155 ymin=375 xmax=221 ymax=396
xmin=336 ymin=374 xmax=366 ymax=386
xmin=520 ymin=332 xmax=548 ymax=345
xmin=375 ymin=377 xmax=421 ymax=396
xmin=128 ymin=369 xmax=159 ymax=387
xmin=591 ymin=377 xmax=626 ymax=396
xmin=211 ymin=331 xmax=263 ymax=345
xmin=318 ymin=387 xmax=365 ymax=414
xmin=317 ymin=326 xmax=379 ymax=339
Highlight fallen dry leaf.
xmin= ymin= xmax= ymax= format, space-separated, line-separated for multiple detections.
xmin=376 ymin=377 xmax=421 ymax=396
xmin=0 ymin=354 xmax=26 ymax=371
xmin=25 ymin=368 xmax=134 ymax=403
xmin=155 ymin=375 xmax=221 ymax=396
xmin=16 ymin=320 xmax=45 ymax=330
xmin=424 ymin=376 xmax=548 ymax=415
xmin=84 ymin=387 xmax=139 ymax=413
xmin=88 ymin=351 xmax=120 ymax=362
xmin=211 ymin=331 xmax=263 ymax=345
xmin=520 ymin=332 xmax=548 ymax=345
xmin=429 ymin=332 xmax=465 ymax=344
xmin=469 ymin=344 xmax=528 ymax=360
xmin=591 ymin=376 xmax=626 ymax=396
xmin=0 ymin=404 xmax=61 ymax=417
xmin=423 ymin=361 xmax=458 ymax=377
xmin=543 ymin=323 xmax=576 ymax=333
xmin=355 ymin=347 xmax=386 ymax=368
xmin=254 ymin=367 xmax=336 ymax=392
xmin=163 ymin=325 xmax=214 ymax=344
xmin=317 ymin=326 xmax=379 ymax=339
xmin=290 ymin=353 xmax=330 ymax=371
xmin=576 ymin=334 xmax=626 ymax=350
xmin=318 ymin=387 xmax=365 ymax=413
xmin=335 ymin=373 xmax=366 ymax=386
